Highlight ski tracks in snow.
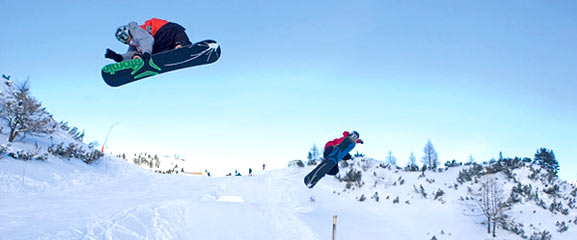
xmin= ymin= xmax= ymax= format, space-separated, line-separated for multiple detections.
xmin=36 ymin=170 xmax=320 ymax=240
xmin=40 ymin=200 xmax=190 ymax=240
xmin=258 ymin=169 xmax=319 ymax=240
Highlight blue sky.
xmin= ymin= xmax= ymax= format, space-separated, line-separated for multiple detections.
xmin=2 ymin=0 xmax=576 ymax=178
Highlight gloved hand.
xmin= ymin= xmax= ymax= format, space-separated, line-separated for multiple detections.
xmin=105 ymin=49 xmax=123 ymax=62
xmin=359 ymin=139 xmax=364 ymax=144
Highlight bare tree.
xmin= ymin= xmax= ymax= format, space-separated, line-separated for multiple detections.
xmin=421 ymin=139 xmax=439 ymax=170
xmin=468 ymin=155 xmax=475 ymax=165
xmin=0 ymin=80 xmax=55 ymax=142
xmin=386 ymin=150 xmax=397 ymax=166
xmin=467 ymin=176 xmax=507 ymax=237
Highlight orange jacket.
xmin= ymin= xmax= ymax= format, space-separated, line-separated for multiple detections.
xmin=140 ymin=18 xmax=169 ymax=37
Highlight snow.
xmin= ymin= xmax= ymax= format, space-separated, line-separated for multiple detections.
xmin=2 ymin=153 xmax=577 ymax=240
xmin=1 ymin=80 xmax=576 ymax=239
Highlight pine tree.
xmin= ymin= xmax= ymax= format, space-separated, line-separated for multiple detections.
xmin=406 ymin=152 xmax=418 ymax=171
xmin=534 ymin=148 xmax=559 ymax=177
xmin=307 ymin=144 xmax=321 ymax=165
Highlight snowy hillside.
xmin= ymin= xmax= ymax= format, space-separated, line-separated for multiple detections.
xmin=2 ymin=154 xmax=577 ymax=240
xmin=1 ymin=78 xmax=576 ymax=240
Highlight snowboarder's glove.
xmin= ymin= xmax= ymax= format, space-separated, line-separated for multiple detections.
xmin=359 ymin=140 xmax=364 ymax=144
xmin=105 ymin=49 xmax=123 ymax=62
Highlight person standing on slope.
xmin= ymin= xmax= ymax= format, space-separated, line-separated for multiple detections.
xmin=104 ymin=18 xmax=192 ymax=62
xmin=304 ymin=131 xmax=363 ymax=188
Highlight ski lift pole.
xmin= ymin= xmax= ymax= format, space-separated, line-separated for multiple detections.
xmin=101 ymin=122 xmax=119 ymax=152
xmin=332 ymin=215 xmax=337 ymax=240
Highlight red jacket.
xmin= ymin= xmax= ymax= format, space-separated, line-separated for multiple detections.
xmin=140 ymin=18 xmax=169 ymax=37
xmin=324 ymin=131 xmax=362 ymax=149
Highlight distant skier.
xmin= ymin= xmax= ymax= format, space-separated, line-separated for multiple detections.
xmin=249 ymin=168 xmax=253 ymax=176
xmin=105 ymin=18 xmax=192 ymax=62
xmin=304 ymin=131 xmax=363 ymax=188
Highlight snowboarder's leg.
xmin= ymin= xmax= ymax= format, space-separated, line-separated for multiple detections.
xmin=152 ymin=23 xmax=191 ymax=54
xmin=335 ymin=137 xmax=356 ymax=161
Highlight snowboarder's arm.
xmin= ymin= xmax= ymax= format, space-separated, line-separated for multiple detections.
xmin=127 ymin=22 xmax=153 ymax=54
xmin=121 ymin=45 xmax=141 ymax=61
xmin=119 ymin=22 xmax=153 ymax=61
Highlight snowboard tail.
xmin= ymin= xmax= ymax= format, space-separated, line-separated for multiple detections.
xmin=102 ymin=40 xmax=221 ymax=87
xmin=304 ymin=160 xmax=337 ymax=188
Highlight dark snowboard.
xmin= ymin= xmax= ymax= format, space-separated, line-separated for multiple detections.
xmin=304 ymin=137 xmax=356 ymax=188
xmin=102 ymin=39 xmax=221 ymax=87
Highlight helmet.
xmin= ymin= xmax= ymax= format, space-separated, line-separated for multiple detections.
xmin=350 ymin=131 xmax=360 ymax=139
xmin=115 ymin=26 xmax=130 ymax=44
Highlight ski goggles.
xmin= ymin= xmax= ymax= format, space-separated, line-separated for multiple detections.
xmin=116 ymin=31 xmax=130 ymax=44
xmin=350 ymin=131 xmax=360 ymax=139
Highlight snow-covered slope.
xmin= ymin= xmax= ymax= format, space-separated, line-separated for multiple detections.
xmin=2 ymin=154 xmax=577 ymax=240
xmin=1 ymin=78 xmax=576 ymax=240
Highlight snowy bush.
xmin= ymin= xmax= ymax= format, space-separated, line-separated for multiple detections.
xmin=433 ymin=189 xmax=445 ymax=200
xmin=444 ymin=159 xmax=461 ymax=168
xmin=529 ymin=230 xmax=551 ymax=240
xmin=8 ymin=150 xmax=47 ymax=161
xmin=48 ymin=142 xmax=103 ymax=164
xmin=371 ymin=192 xmax=379 ymax=202
xmin=556 ymin=221 xmax=568 ymax=233
xmin=3 ymin=143 xmax=47 ymax=161
xmin=414 ymin=184 xmax=427 ymax=198
xmin=508 ymin=183 xmax=536 ymax=204
xmin=457 ymin=163 xmax=483 ymax=184
xmin=548 ymin=200 xmax=569 ymax=215
xmin=338 ymin=168 xmax=363 ymax=188
xmin=502 ymin=220 xmax=526 ymax=238
xmin=543 ymin=184 xmax=560 ymax=197
xmin=0 ymin=144 xmax=9 ymax=157
xmin=59 ymin=121 xmax=85 ymax=141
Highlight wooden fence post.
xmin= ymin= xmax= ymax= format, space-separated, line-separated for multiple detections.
xmin=332 ymin=215 xmax=337 ymax=240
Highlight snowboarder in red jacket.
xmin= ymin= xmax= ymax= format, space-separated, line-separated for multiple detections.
xmin=304 ymin=131 xmax=364 ymax=188
xmin=324 ymin=131 xmax=363 ymax=175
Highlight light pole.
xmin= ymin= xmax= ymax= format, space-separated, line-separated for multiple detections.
xmin=101 ymin=122 xmax=120 ymax=152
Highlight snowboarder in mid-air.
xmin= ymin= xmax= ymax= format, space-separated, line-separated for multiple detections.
xmin=100 ymin=18 xmax=221 ymax=87
xmin=105 ymin=18 xmax=192 ymax=63
xmin=304 ymin=131 xmax=364 ymax=188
